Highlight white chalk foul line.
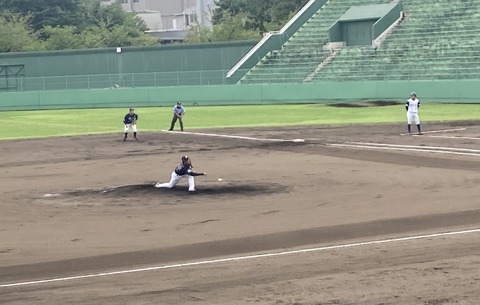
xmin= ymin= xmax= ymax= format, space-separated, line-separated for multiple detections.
xmin=423 ymin=135 xmax=480 ymax=140
xmin=400 ymin=128 xmax=467 ymax=136
xmin=1 ymin=228 xmax=480 ymax=288
xmin=348 ymin=142 xmax=480 ymax=153
xmin=421 ymin=128 xmax=467 ymax=134
xmin=329 ymin=143 xmax=480 ymax=157
xmin=161 ymin=130 xmax=305 ymax=143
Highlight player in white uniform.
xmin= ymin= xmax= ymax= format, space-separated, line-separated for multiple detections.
xmin=406 ymin=92 xmax=422 ymax=135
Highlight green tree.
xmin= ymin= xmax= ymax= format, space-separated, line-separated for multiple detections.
xmin=42 ymin=26 xmax=85 ymax=50
xmin=82 ymin=21 xmax=156 ymax=48
xmin=0 ymin=0 xmax=157 ymax=51
xmin=268 ymin=0 xmax=309 ymax=23
xmin=0 ymin=0 xmax=83 ymax=31
xmin=213 ymin=0 xmax=308 ymax=32
xmin=263 ymin=11 xmax=297 ymax=32
xmin=186 ymin=12 xmax=261 ymax=43
xmin=41 ymin=1 xmax=157 ymax=50
xmin=77 ymin=1 xmax=157 ymax=47
xmin=185 ymin=23 xmax=214 ymax=43
xmin=79 ymin=1 xmax=148 ymax=32
xmin=43 ymin=22 xmax=157 ymax=50
xmin=0 ymin=13 xmax=41 ymax=52
xmin=210 ymin=13 xmax=261 ymax=41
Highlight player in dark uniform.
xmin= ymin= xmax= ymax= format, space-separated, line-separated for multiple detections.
xmin=123 ymin=107 xmax=138 ymax=141
xmin=154 ymin=155 xmax=206 ymax=192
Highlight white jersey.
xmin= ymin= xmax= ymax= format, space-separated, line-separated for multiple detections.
xmin=406 ymin=98 xmax=420 ymax=113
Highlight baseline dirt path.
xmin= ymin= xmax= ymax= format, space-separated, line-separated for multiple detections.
xmin=1 ymin=121 xmax=479 ymax=305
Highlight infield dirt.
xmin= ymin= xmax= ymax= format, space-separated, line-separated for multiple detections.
xmin=1 ymin=121 xmax=479 ymax=305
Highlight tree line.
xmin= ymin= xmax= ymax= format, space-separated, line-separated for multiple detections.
xmin=0 ymin=0 xmax=309 ymax=52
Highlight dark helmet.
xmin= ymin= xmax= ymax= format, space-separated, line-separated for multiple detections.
xmin=181 ymin=155 xmax=189 ymax=162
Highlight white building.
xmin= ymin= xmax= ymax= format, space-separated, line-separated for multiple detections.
xmin=101 ymin=0 xmax=216 ymax=42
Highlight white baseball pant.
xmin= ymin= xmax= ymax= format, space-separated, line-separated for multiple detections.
xmin=124 ymin=124 xmax=137 ymax=133
xmin=155 ymin=171 xmax=195 ymax=191
xmin=407 ymin=112 xmax=420 ymax=125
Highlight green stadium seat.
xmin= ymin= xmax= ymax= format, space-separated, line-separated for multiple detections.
xmin=242 ymin=0 xmax=480 ymax=84
xmin=242 ymin=0 xmax=400 ymax=83
xmin=308 ymin=0 xmax=480 ymax=82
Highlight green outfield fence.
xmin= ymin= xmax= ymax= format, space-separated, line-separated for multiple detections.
xmin=3 ymin=66 xmax=480 ymax=93
xmin=1 ymin=79 xmax=479 ymax=111
xmin=1 ymin=70 xmax=232 ymax=92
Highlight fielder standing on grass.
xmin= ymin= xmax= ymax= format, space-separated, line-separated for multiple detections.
xmin=155 ymin=155 xmax=206 ymax=192
xmin=123 ymin=107 xmax=139 ymax=141
xmin=406 ymin=92 xmax=422 ymax=135
xmin=168 ymin=102 xmax=186 ymax=131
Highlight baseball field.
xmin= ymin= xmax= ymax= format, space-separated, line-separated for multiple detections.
xmin=1 ymin=102 xmax=480 ymax=304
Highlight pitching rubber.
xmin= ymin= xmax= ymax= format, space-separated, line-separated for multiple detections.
xmin=292 ymin=139 xmax=305 ymax=143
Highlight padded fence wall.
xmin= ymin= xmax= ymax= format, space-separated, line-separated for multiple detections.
xmin=1 ymin=80 xmax=479 ymax=110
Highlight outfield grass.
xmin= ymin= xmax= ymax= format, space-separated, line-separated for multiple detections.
xmin=2 ymin=103 xmax=479 ymax=140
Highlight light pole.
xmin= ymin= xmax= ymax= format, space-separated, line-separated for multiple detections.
xmin=196 ymin=0 xmax=204 ymax=26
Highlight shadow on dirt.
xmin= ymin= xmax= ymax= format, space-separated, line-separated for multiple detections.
xmin=67 ymin=182 xmax=287 ymax=199
xmin=329 ymin=100 xmax=402 ymax=107
xmin=367 ymin=100 xmax=402 ymax=106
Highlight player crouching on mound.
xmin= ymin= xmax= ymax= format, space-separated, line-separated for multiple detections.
xmin=154 ymin=156 xmax=206 ymax=192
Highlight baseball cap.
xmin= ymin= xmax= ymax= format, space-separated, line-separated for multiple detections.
xmin=181 ymin=155 xmax=189 ymax=162
xmin=410 ymin=92 xmax=416 ymax=96
xmin=129 ymin=107 xmax=135 ymax=110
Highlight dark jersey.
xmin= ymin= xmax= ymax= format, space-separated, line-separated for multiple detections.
xmin=124 ymin=113 xmax=138 ymax=124
xmin=174 ymin=163 xmax=203 ymax=176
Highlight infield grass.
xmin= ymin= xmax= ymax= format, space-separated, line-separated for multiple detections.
xmin=2 ymin=103 xmax=479 ymax=140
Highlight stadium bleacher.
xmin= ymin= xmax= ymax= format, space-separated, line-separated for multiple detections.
xmin=241 ymin=0 xmax=480 ymax=83
xmin=241 ymin=0 xmax=392 ymax=83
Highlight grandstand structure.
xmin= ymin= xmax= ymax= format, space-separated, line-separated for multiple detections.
xmin=235 ymin=0 xmax=480 ymax=84
xmin=3 ymin=0 xmax=480 ymax=110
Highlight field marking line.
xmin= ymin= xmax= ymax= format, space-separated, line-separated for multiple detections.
xmin=423 ymin=135 xmax=480 ymax=140
xmin=421 ymin=128 xmax=467 ymax=134
xmin=1 ymin=227 xmax=480 ymax=288
xmin=329 ymin=143 xmax=480 ymax=157
xmin=160 ymin=130 xmax=305 ymax=142
xmin=347 ymin=142 xmax=480 ymax=153
xmin=400 ymin=128 xmax=467 ymax=136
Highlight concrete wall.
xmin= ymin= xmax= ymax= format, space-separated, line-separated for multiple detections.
xmin=1 ymin=80 xmax=478 ymax=111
